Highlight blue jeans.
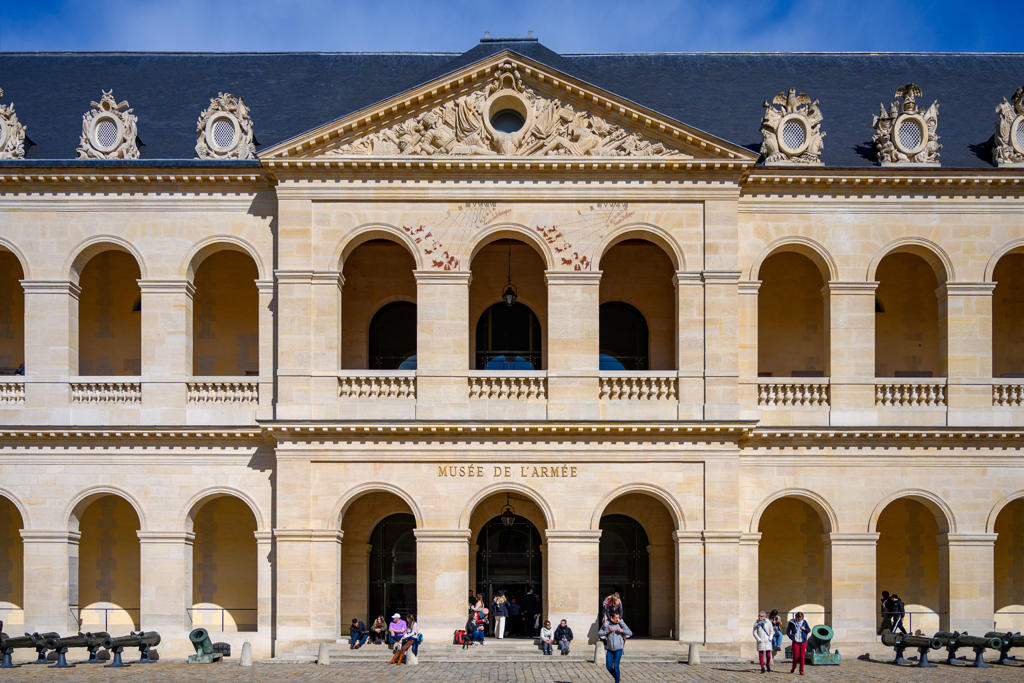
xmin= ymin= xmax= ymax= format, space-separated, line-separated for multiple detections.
xmin=349 ymin=632 xmax=368 ymax=647
xmin=605 ymin=647 xmax=624 ymax=682
xmin=388 ymin=632 xmax=405 ymax=647
xmin=471 ymin=630 xmax=484 ymax=644
xmin=558 ymin=638 xmax=571 ymax=654
xmin=542 ymin=640 xmax=553 ymax=654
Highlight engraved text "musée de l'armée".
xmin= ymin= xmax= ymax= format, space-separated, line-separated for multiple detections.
xmin=437 ymin=465 xmax=578 ymax=478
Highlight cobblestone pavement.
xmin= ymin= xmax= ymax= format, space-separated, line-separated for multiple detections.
xmin=1 ymin=657 xmax=1023 ymax=682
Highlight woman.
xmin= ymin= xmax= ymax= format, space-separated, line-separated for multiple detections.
xmin=472 ymin=594 xmax=485 ymax=619
xmin=369 ymin=615 xmax=387 ymax=645
xmin=603 ymin=595 xmax=623 ymax=622
xmin=391 ymin=613 xmax=421 ymax=664
xmin=492 ymin=594 xmax=509 ymax=639
xmin=539 ymin=619 xmax=555 ymax=655
xmin=787 ymin=611 xmax=811 ymax=675
xmin=752 ymin=610 xmax=773 ymax=673
xmin=768 ymin=609 xmax=783 ymax=659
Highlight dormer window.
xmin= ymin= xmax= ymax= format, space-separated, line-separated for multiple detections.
xmin=195 ymin=93 xmax=255 ymax=160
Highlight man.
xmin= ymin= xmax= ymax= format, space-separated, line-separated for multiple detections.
xmin=349 ymin=618 xmax=368 ymax=649
xmin=554 ymin=618 xmax=574 ymax=655
xmin=598 ymin=612 xmax=632 ymax=683
xmin=387 ymin=612 xmax=407 ymax=647
xmin=521 ymin=586 xmax=541 ymax=636
xmin=890 ymin=593 xmax=907 ymax=634
xmin=507 ymin=596 xmax=521 ymax=637
xmin=877 ymin=590 xmax=892 ymax=634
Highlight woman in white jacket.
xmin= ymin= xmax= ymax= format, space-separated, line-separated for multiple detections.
xmin=752 ymin=610 xmax=774 ymax=673
xmin=539 ymin=619 xmax=555 ymax=655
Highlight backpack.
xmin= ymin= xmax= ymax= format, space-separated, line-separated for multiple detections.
xmin=453 ymin=629 xmax=465 ymax=645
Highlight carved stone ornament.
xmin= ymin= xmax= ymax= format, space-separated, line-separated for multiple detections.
xmin=195 ymin=92 xmax=255 ymax=160
xmin=0 ymin=88 xmax=27 ymax=159
xmin=76 ymin=90 xmax=139 ymax=159
xmin=872 ymin=83 xmax=940 ymax=166
xmin=760 ymin=88 xmax=824 ymax=166
xmin=994 ymin=86 xmax=1024 ymax=167
xmin=329 ymin=60 xmax=682 ymax=158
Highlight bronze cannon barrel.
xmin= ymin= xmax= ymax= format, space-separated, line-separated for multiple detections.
xmin=102 ymin=631 xmax=161 ymax=651
xmin=955 ymin=634 xmax=1002 ymax=650
xmin=985 ymin=631 xmax=1024 ymax=648
xmin=0 ymin=634 xmax=37 ymax=650
xmin=881 ymin=631 xmax=940 ymax=649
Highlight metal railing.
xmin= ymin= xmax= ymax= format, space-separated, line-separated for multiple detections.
xmin=878 ymin=610 xmax=947 ymax=635
xmin=187 ymin=607 xmax=259 ymax=632
xmin=77 ymin=606 xmax=140 ymax=633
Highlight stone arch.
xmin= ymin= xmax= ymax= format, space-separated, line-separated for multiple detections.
xmin=0 ymin=487 xmax=30 ymax=528
xmin=65 ymin=485 xmax=148 ymax=531
xmin=182 ymin=235 xmax=267 ymax=281
xmin=332 ymin=482 xmax=423 ymax=530
xmin=590 ymin=483 xmax=685 ymax=532
xmin=66 ymin=235 xmax=148 ymax=284
xmin=868 ymin=489 xmax=956 ymax=534
xmin=467 ymin=223 xmax=554 ymax=271
xmin=867 ymin=237 xmax=954 ymax=284
xmin=597 ymin=224 xmax=684 ymax=271
xmin=986 ymin=490 xmax=1024 ymax=533
xmin=984 ymin=239 xmax=1024 ymax=282
xmin=0 ymin=238 xmax=32 ymax=279
xmin=749 ymin=488 xmax=838 ymax=534
xmin=750 ymin=236 xmax=837 ymax=282
xmin=334 ymin=224 xmax=423 ymax=271
xmin=182 ymin=486 xmax=266 ymax=533
xmin=458 ymin=482 xmax=555 ymax=530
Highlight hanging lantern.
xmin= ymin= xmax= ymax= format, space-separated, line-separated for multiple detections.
xmin=500 ymin=493 xmax=517 ymax=528
xmin=501 ymin=240 xmax=518 ymax=306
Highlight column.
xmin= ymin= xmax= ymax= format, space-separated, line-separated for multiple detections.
xmin=703 ymin=198 xmax=741 ymax=420
xmin=545 ymin=530 xmax=601 ymax=640
xmin=256 ymin=279 xmax=277 ymax=420
xmin=20 ymin=530 xmax=76 ymax=633
xmin=254 ymin=531 xmax=273 ymax=641
xmin=676 ymin=271 xmax=704 ymax=419
xmin=675 ymin=531 xmax=704 ymax=643
xmin=137 ymin=531 xmax=193 ymax=636
xmin=138 ymin=280 xmax=193 ymax=422
xmin=941 ymin=283 xmax=996 ymax=425
xmin=825 ymin=532 xmax=878 ymax=644
xmin=827 ymin=282 xmax=878 ymax=425
xmin=942 ymin=533 xmax=997 ymax=635
xmin=415 ymin=271 xmax=471 ymax=419
xmin=20 ymin=281 xmax=78 ymax=422
xmin=414 ymin=530 xmax=470 ymax=641
xmin=736 ymin=280 xmax=760 ymax=418
xmin=274 ymin=529 xmax=342 ymax=647
xmin=274 ymin=270 xmax=314 ymax=418
xmin=545 ymin=272 xmax=601 ymax=420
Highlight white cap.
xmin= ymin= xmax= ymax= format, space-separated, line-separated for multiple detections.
xmin=392 ymin=613 xmax=401 ymax=619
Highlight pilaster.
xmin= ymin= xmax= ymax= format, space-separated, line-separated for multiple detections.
xmin=138 ymin=280 xmax=193 ymax=422
xmin=676 ymin=271 xmax=704 ymax=419
xmin=675 ymin=530 xmax=704 ymax=643
xmin=737 ymin=280 xmax=760 ymax=418
xmin=941 ymin=533 xmax=997 ymax=635
xmin=544 ymin=530 xmax=602 ymax=640
xmin=20 ymin=281 xmax=78 ymax=422
xmin=824 ymin=532 xmax=879 ymax=643
xmin=274 ymin=529 xmax=343 ymax=647
xmin=19 ymin=530 xmax=77 ymax=633
xmin=137 ymin=530 xmax=194 ymax=634
xmin=256 ymin=279 xmax=276 ymax=420
xmin=736 ymin=532 xmax=759 ymax=652
xmin=274 ymin=270 xmax=314 ymax=418
xmin=414 ymin=529 xmax=471 ymax=641
xmin=827 ymin=282 xmax=878 ymax=425
xmin=940 ymin=283 xmax=996 ymax=425
xmin=254 ymin=530 xmax=274 ymax=639
xmin=703 ymin=271 xmax=741 ymax=419
xmin=545 ymin=271 xmax=601 ymax=420
xmin=415 ymin=271 xmax=471 ymax=419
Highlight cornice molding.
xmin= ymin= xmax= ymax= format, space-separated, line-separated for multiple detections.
xmin=273 ymin=529 xmax=344 ymax=543
xmin=0 ymin=426 xmax=265 ymax=444
xmin=136 ymin=530 xmax=195 ymax=544
xmin=744 ymin=167 xmax=1024 ymax=197
xmin=413 ymin=270 xmax=472 ymax=285
xmin=545 ymin=530 xmax=603 ymax=543
xmin=747 ymin=427 xmax=1024 ymax=445
xmin=413 ymin=529 xmax=472 ymax=543
xmin=0 ymin=165 xmax=269 ymax=188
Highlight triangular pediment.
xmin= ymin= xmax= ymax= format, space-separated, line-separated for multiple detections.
xmin=261 ymin=51 xmax=756 ymax=163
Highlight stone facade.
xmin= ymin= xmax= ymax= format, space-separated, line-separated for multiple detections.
xmin=0 ymin=48 xmax=1022 ymax=660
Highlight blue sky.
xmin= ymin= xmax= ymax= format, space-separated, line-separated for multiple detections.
xmin=1 ymin=0 xmax=1022 ymax=53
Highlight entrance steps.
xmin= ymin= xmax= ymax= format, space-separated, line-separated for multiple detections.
xmin=272 ymin=638 xmax=743 ymax=664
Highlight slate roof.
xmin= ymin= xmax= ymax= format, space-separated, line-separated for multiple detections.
xmin=1 ymin=38 xmax=1022 ymax=168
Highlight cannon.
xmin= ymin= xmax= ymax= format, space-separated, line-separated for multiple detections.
xmin=100 ymin=631 xmax=161 ymax=668
xmin=985 ymin=631 xmax=1024 ymax=666
xmin=933 ymin=631 xmax=1001 ymax=668
xmin=805 ymin=624 xmax=840 ymax=665
xmin=0 ymin=632 xmax=44 ymax=669
xmin=881 ymin=631 xmax=941 ymax=667
xmin=187 ymin=627 xmax=222 ymax=663
xmin=43 ymin=632 xmax=110 ymax=668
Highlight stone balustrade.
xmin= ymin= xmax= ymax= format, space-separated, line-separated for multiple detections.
xmin=70 ymin=379 xmax=143 ymax=404
xmin=187 ymin=379 xmax=259 ymax=404
xmin=599 ymin=372 xmax=678 ymax=401
xmin=993 ymin=381 xmax=1024 ymax=407
xmin=874 ymin=379 xmax=947 ymax=407
xmin=337 ymin=371 xmax=416 ymax=399
xmin=468 ymin=371 xmax=547 ymax=400
xmin=0 ymin=379 xmax=25 ymax=404
xmin=757 ymin=379 xmax=830 ymax=407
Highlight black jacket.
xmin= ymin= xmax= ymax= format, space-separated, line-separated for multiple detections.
xmin=351 ymin=620 xmax=367 ymax=635
xmin=554 ymin=625 xmax=573 ymax=641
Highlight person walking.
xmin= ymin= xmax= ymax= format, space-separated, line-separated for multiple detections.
xmin=554 ymin=618 xmax=573 ymax=655
xmin=768 ymin=609 xmax=783 ymax=660
xmin=877 ymin=590 xmax=892 ymax=634
xmin=540 ymin=619 xmax=555 ymax=655
xmin=349 ymin=618 xmax=369 ymax=649
xmin=493 ymin=594 xmax=509 ymax=639
xmin=598 ymin=612 xmax=632 ymax=683
xmin=753 ymin=610 xmax=774 ymax=673
xmin=787 ymin=611 xmax=811 ymax=675
xmin=890 ymin=593 xmax=907 ymax=634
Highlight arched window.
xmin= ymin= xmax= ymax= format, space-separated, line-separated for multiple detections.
xmin=599 ymin=302 xmax=649 ymax=370
xmin=475 ymin=302 xmax=542 ymax=370
xmin=993 ymin=252 xmax=1024 ymax=378
xmin=875 ymin=252 xmax=943 ymax=377
xmin=368 ymin=302 xmax=416 ymax=370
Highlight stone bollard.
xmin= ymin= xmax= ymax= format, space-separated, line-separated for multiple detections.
xmin=239 ymin=641 xmax=252 ymax=667
xmin=593 ymin=639 xmax=606 ymax=664
xmin=687 ymin=642 xmax=701 ymax=665
xmin=317 ymin=641 xmax=330 ymax=666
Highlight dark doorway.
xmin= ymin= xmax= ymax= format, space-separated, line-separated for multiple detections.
xmin=368 ymin=301 xmax=416 ymax=369
xmin=368 ymin=513 xmax=416 ymax=620
xmin=599 ymin=301 xmax=649 ymax=370
xmin=475 ymin=514 xmax=543 ymax=636
xmin=599 ymin=514 xmax=650 ymax=636
xmin=475 ymin=302 xmax=542 ymax=369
